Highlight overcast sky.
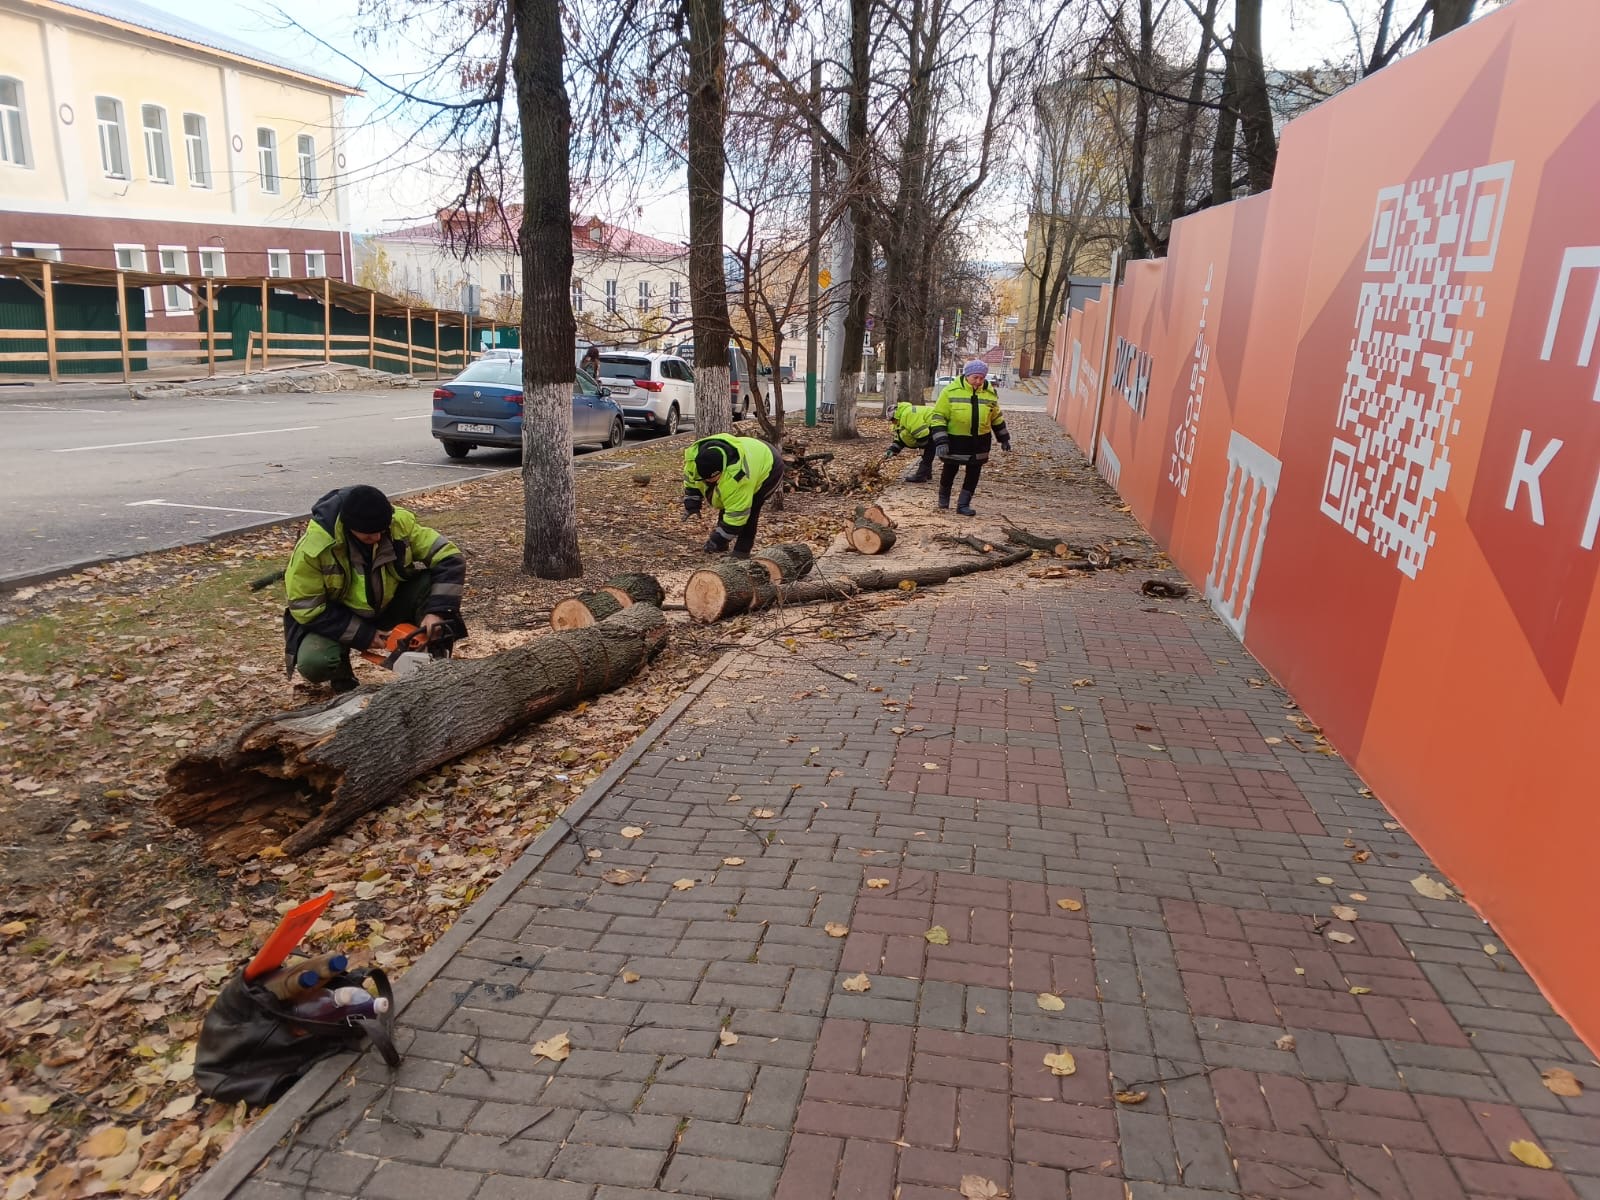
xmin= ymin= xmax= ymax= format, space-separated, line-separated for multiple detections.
xmin=143 ymin=0 xmax=1421 ymax=248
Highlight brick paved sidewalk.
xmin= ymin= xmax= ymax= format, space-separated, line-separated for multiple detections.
xmin=204 ymin=419 xmax=1600 ymax=1200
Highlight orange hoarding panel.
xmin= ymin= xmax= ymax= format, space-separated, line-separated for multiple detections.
xmin=1052 ymin=0 xmax=1600 ymax=1048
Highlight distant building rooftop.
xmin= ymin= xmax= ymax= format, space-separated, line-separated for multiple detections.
xmin=32 ymin=0 xmax=361 ymax=94
xmin=380 ymin=209 xmax=686 ymax=259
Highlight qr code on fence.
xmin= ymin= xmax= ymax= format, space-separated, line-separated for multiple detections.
xmin=1318 ymin=160 xmax=1512 ymax=579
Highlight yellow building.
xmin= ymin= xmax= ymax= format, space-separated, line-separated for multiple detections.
xmin=0 ymin=0 xmax=357 ymax=328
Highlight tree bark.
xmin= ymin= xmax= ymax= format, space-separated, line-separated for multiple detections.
xmin=513 ymin=0 xmax=581 ymax=579
xmin=684 ymin=546 xmax=1032 ymax=622
xmin=161 ymin=605 xmax=669 ymax=859
xmin=751 ymin=543 xmax=816 ymax=583
xmin=1210 ymin=54 xmax=1238 ymax=206
xmin=550 ymin=590 xmax=624 ymax=629
xmin=847 ymin=518 xmax=897 ymax=555
xmin=1231 ymin=0 xmax=1278 ymax=193
xmin=853 ymin=502 xmax=895 ymax=528
xmin=1002 ymin=526 xmax=1070 ymax=556
xmin=1166 ymin=0 xmax=1221 ymax=234
xmin=684 ymin=560 xmax=776 ymax=621
xmin=838 ymin=0 xmax=873 ymax=403
xmin=686 ymin=0 xmax=733 ymax=435
xmin=599 ymin=572 xmax=667 ymax=607
xmin=1428 ymin=0 xmax=1476 ymax=41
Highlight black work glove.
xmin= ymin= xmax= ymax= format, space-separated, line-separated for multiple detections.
xmin=683 ymin=494 xmax=703 ymax=518
xmin=997 ymin=432 xmax=1012 ymax=452
xmin=882 ymin=445 xmax=901 ymax=460
xmin=933 ymin=438 xmax=950 ymax=461
xmin=704 ymin=531 xmax=732 ymax=553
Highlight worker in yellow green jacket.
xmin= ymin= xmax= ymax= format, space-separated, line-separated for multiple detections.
xmin=882 ymin=400 xmax=939 ymax=483
xmin=682 ymin=434 xmax=786 ymax=558
xmin=282 ymin=485 xmax=466 ymax=692
xmin=929 ymin=360 xmax=1011 ymax=515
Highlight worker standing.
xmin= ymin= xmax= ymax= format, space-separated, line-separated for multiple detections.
xmin=929 ymin=360 xmax=1011 ymax=516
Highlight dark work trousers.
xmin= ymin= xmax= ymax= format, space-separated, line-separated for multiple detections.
xmin=729 ymin=455 xmax=787 ymax=556
xmin=910 ymin=440 xmax=937 ymax=479
xmin=938 ymin=459 xmax=983 ymax=496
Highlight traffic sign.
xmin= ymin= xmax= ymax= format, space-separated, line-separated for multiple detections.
xmin=818 ymin=269 xmax=832 ymax=289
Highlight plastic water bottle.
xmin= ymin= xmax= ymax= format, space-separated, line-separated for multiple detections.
xmin=290 ymin=986 xmax=389 ymax=1022
xmin=257 ymin=952 xmax=350 ymax=1001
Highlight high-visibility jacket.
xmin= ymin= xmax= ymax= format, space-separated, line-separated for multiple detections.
xmin=888 ymin=401 xmax=937 ymax=450
xmin=683 ymin=435 xmax=778 ymax=532
xmin=930 ymin=378 xmax=1006 ymax=440
xmin=283 ymin=487 xmax=464 ymax=663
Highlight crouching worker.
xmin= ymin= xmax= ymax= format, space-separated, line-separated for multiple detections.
xmin=882 ymin=400 xmax=938 ymax=483
xmin=283 ymin=484 xmax=466 ymax=693
xmin=930 ymin=359 xmax=1011 ymax=516
xmin=682 ymin=434 xmax=786 ymax=559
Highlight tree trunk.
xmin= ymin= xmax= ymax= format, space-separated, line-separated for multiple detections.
xmin=1002 ymin=526 xmax=1071 ymax=556
xmin=1428 ymin=0 xmax=1476 ymax=41
xmin=1124 ymin=0 xmax=1157 ymax=260
xmin=838 ymin=0 xmax=873 ymax=405
xmin=751 ymin=543 xmax=816 ymax=583
xmin=1167 ymin=0 xmax=1221 ymax=232
xmin=550 ymin=590 xmax=624 ymax=629
xmin=513 ymin=0 xmax=581 ymax=579
xmin=599 ymin=572 xmax=666 ymax=607
xmin=161 ymin=605 xmax=669 ymax=859
xmin=684 ymin=546 xmax=1032 ymax=622
xmin=847 ymin=518 xmax=897 ymax=555
xmin=853 ymin=502 xmax=894 ymax=528
xmin=1211 ymin=54 xmax=1238 ymax=206
xmin=1231 ymin=0 xmax=1277 ymax=193
xmin=683 ymin=560 xmax=776 ymax=621
xmin=686 ymin=0 xmax=733 ymax=436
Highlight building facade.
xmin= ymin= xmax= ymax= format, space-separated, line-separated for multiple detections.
xmin=0 ymin=0 xmax=356 ymax=329
xmin=359 ymin=210 xmax=692 ymax=352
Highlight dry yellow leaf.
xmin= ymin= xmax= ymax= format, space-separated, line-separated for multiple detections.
xmin=921 ymin=762 xmax=941 ymax=771
xmin=866 ymin=878 xmax=890 ymax=889
xmin=82 ymin=1126 xmax=128 ymax=1158
xmin=719 ymin=1029 xmax=739 ymax=1047
xmin=841 ymin=973 xmax=872 ymax=993
xmin=621 ymin=970 xmax=640 ymax=984
xmin=825 ymin=923 xmax=850 ymax=938
xmin=0 ymin=920 xmax=27 ymax=937
xmin=751 ymin=808 xmax=777 ymax=819
xmin=1349 ymin=893 xmax=1368 ymax=901
xmin=1265 ymin=737 xmax=1284 ymax=745
xmin=1411 ymin=874 xmax=1455 ymax=901
xmin=1349 ymin=986 xmax=1372 ymax=995
xmin=1509 ymin=1140 xmax=1553 ymax=1169
xmin=1331 ymin=905 xmax=1359 ymax=922
xmin=1043 ymin=1049 xmax=1077 ymax=1076
xmin=1114 ymin=1090 xmax=1149 ymax=1105
xmin=722 ymin=857 xmax=745 ymax=866
xmin=1383 ymin=820 xmax=1401 ymax=830
xmin=1484 ymin=943 xmax=1499 ymax=956
xmin=924 ymin=925 xmax=950 ymax=945
xmin=601 ymin=868 xmax=635 ymax=885
xmin=1541 ymin=1068 xmax=1582 ymax=1097
xmin=958 ymin=1175 xmax=1006 ymax=1199
xmin=1275 ymin=1034 xmax=1297 ymax=1051
xmin=1327 ymin=931 xmax=1357 ymax=944
xmin=673 ymin=878 xmax=696 ymax=891
xmin=1056 ymin=898 xmax=1083 ymax=912
xmin=1071 ymin=678 xmax=1094 ymax=688
xmin=1037 ymin=993 xmax=1065 ymax=1012
xmin=531 ymin=1032 xmax=572 ymax=1062
xmin=1293 ymin=967 xmax=1306 ymax=976
xmin=586 ymin=848 xmax=603 ymax=859
xmin=1351 ymin=849 xmax=1372 ymax=863
xmin=1316 ymin=876 xmax=1335 ymax=885
xmin=620 ymin=826 xmax=645 ymax=838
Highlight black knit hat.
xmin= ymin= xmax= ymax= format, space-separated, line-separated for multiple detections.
xmin=341 ymin=485 xmax=394 ymax=534
xmin=695 ymin=441 xmax=734 ymax=479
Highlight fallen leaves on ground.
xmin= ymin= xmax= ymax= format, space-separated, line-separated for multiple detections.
xmin=721 ymin=857 xmax=744 ymax=867
xmin=1056 ymin=898 xmax=1083 ymax=912
xmin=1327 ymin=931 xmax=1357 ymax=944
xmin=602 ymin=868 xmax=637 ymax=885
xmin=1541 ymin=1068 xmax=1582 ymax=1097
xmin=1509 ymin=1140 xmax=1553 ymax=1169
xmin=1036 ymin=994 xmax=1065 ymax=1012
xmin=1043 ymin=1050 xmax=1077 ymax=1076
xmin=1410 ymin=874 xmax=1455 ymax=901
xmin=751 ymin=808 xmax=777 ymax=819
xmin=866 ymin=878 xmax=890 ymax=889
xmin=924 ymin=925 xmax=950 ymax=945
xmin=619 ymin=826 xmax=645 ymax=838
xmin=959 ymin=1175 xmax=1007 ymax=1199
xmin=841 ymin=973 xmax=872 ymax=993
xmin=1114 ymin=1090 xmax=1148 ymax=1105
xmin=672 ymin=878 xmax=696 ymax=891
xmin=531 ymin=1032 xmax=571 ymax=1062
xmin=621 ymin=970 xmax=640 ymax=984
xmin=718 ymin=1029 xmax=738 ymax=1047
xmin=1331 ymin=905 xmax=1359 ymax=921
xmin=824 ymin=923 xmax=849 ymax=938
xmin=1275 ymin=1034 xmax=1297 ymax=1051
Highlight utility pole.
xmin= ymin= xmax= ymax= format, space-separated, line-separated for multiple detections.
xmin=805 ymin=59 xmax=821 ymax=428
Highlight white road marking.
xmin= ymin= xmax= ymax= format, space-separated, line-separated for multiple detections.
xmin=392 ymin=414 xmax=431 ymax=421
xmin=127 ymin=499 xmax=293 ymax=516
xmin=380 ymin=459 xmax=492 ymax=471
xmin=54 ymin=425 xmax=320 ymax=453
xmin=1 ymin=404 xmax=115 ymax=413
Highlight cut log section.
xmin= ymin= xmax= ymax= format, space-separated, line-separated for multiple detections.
xmin=161 ymin=604 xmax=668 ymax=860
xmin=751 ymin=543 xmax=816 ymax=583
xmin=1002 ymin=525 xmax=1071 ymax=556
xmin=684 ymin=546 xmax=1032 ymax=623
xmin=683 ymin=560 xmax=777 ymax=622
xmin=550 ymin=589 xmax=624 ymax=629
xmin=599 ymin=572 xmax=666 ymax=608
xmin=847 ymin=517 xmax=898 ymax=555
xmin=853 ymin=503 xmax=895 ymax=528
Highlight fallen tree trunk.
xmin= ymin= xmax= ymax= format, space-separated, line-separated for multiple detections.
xmin=934 ymin=533 xmax=996 ymax=554
xmin=1002 ymin=525 xmax=1070 ymax=556
xmin=161 ymin=605 xmax=668 ymax=859
xmin=683 ymin=560 xmax=776 ymax=622
xmin=854 ymin=502 xmax=895 ymax=528
xmin=550 ymin=590 xmax=624 ymax=630
xmin=752 ymin=543 xmax=815 ymax=583
xmin=847 ymin=517 xmax=898 ymax=555
xmin=599 ymin=572 xmax=666 ymax=608
xmin=685 ymin=546 xmax=1032 ymax=622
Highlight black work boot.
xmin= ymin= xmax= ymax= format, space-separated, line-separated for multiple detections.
xmin=937 ymin=487 xmax=952 ymax=510
xmin=956 ymin=490 xmax=977 ymax=517
xmin=903 ymin=469 xmax=931 ymax=483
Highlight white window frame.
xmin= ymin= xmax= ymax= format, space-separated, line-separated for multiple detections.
xmin=499 ymin=272 xmax=514 ymax=294
xmin=669 ymin=280 xmax=681 ymax=316
xmin=197 ymin=247 xmax=225 ymax=277
xmin=11 ymin=242 xmax=61 ymax=261
xmin=0 ymin=77 xmax=31 ymax=168
xmin=304 ymin=249 xmax=326 ymax=278
xmin=637 ymin=280 xmax=651 ymax=311
xmin=257 ymin=127 xmax=279 ymax=194
xmin=182 ymin=112 xmax=210 ymax=188
xmin=572 ymin=279 xmax=584 ymax=312
xmin=141 ymin=103 xmax=172 ymax=184
xmin=604 ymin=278 xmax=618 ymax=314
xmin=158 ymin=246 xmax=192 ymax=313
xmin=267 ymin=249 xmax=291 ymax=278
xmin=114 ymin=243 xmax=154 ymax=315
xmin=95 ymin=96 xmax=128 ymax=179
xmin=296 ymin=133 xmax=317 ymax=197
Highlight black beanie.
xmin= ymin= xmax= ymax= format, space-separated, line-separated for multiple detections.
xmin=342 ymin=485 xmax=394 ymax=534
xmin=695 ymin=441 xmax=734 ymax=479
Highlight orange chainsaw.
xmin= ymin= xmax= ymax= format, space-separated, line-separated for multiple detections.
xmin=358 ymin=621 xmax=461 ymax=675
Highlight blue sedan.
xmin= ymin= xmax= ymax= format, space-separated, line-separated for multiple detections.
xmin=431 ymin=358 xmax=626 ymax=459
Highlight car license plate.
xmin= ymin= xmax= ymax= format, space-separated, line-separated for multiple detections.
xmin=457 ymin=423 xmax=495 ymax=434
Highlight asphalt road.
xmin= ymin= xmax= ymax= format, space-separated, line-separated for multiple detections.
xmin=0 ymin=380 xmax=1050 ymax=586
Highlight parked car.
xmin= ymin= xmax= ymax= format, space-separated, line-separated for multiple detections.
xmin=431 ymin=357 xmax=625 ymax=458
xmin=597 ymin=351 xmax=697 ymax=435
xmin=672 ymin=343 xmax=764 ymax=422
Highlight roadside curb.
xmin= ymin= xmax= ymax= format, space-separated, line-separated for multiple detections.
xmin=181 ymin=638 xmax=743 ymax=1200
